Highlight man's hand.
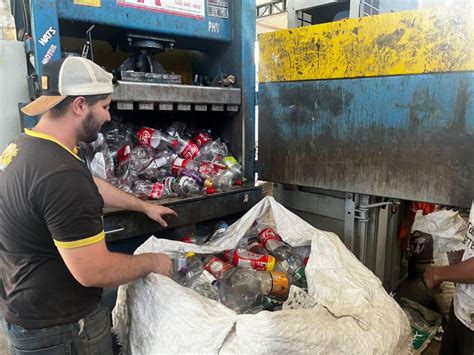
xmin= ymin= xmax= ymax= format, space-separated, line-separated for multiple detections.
xmin=151 ymin=253 xmax=173 ymax=277
xmin=142 ymin=203 xmax=178 ymax=227
xmin=423 ymin=266 xmax=441 ymax=290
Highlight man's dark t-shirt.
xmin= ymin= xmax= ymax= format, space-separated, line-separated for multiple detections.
xmin=0 ymin=129 xmax=105 ymax=329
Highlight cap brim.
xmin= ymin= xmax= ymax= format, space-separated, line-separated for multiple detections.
xmin=21 ymin=95 xmax=66 ymax=116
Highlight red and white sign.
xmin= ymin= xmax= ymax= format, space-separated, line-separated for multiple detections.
xmin=117 ymin=0 xmax=205 ymax=19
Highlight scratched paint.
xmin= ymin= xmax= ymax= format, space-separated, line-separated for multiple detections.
xmin=258 ymin=5 xmax=474 ymax=82
xmin=258 ymin=73 xmax=474 ymax=207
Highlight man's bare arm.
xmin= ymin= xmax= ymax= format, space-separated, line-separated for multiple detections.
xmin=424 ymin=257 xmax=474 ymax=289
xmin=93 ymin=176 xmax=177 ymax=227
xmin=58 ymin=239 xmax=172 ymax=288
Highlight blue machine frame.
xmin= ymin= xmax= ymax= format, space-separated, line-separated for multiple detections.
xmin=29 ymin=0 xmax=234 ymax=78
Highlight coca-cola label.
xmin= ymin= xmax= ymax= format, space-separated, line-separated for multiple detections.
xmin=117 ymin=144 xmax=131 ymax=164
xmin=258 ymin=228 xmax=282 ymax=247
xmin=137 ymin=127 xmax=155 ymax=146
xmin=194 ymin=132 xmax=212 ymax=147
xmin=172 ymin=157 xmax=190 ymax=175
xmin=179 ymin=141 xmax=200 ymax=159
xmin=204 ymin=256 xmax=233 ymax=280
xmin=149 ymin=182 xmax=164 ymax=199
xmin=228 ymin=249 xmax=274 ymax=271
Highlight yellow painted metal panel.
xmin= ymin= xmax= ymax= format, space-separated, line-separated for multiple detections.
xmin=258 ymin=5 xmax=474 ymax=83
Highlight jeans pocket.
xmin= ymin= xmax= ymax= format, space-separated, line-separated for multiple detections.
xmin=12 ymin=342 xmax=71 ymax=355
xmin=82 ymin=307 xmax=110 ymax=342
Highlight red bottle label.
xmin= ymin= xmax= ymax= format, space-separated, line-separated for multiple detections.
xmin=172 ymin=157 xmax=190 ymax=176
xmin=204 ymin=256 xmax=233 ymax=280
xmin=199 ymin=161 xmax=226 ymax=177
xmin=194 ymin=132 xmax=212 ymax=147
xmin=179 ymin=141 xmax=200 ymax=159
xmin=225 ymin=249 xmax=274 ymax=271
xmin=258 ymin=228 xmax=282 ymax=247
xmin=137 ymin=127 xmax=155 ymax=146
xmin=117 ymin=144 xmax=131 ymax=164
xmin=149 ymin=182 xmax=164 ymax=199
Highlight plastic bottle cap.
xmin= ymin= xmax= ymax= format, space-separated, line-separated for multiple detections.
xmin=186 ymin=251 xmax=196 ymax=257
xmin=206 ymin=187 xmax=217 ymax=194
xmin=266 ymin=255 xmax=276 ymax=272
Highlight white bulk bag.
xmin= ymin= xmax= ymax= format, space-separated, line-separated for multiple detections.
xmin=113 ymin=196 xmax=411 ymax=354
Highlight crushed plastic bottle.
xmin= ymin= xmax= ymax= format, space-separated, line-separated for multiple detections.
xmin=133 ymin=180 xmax=173 ymax=200
xmin=247 ymin=237 xmax=269 ymax=256
xmin=173 ymin=247 xmax=188 ymax=285
xmin=257 ymin=227 xmax=308 ymax=290
xmin=184 ymin=252 xmax=220 ymax=301
xmin=208 ymin=221 xmax=229 ymax=242
xmin=174 ymin=175 xmax=200 ymax=196
xmin=222 ymin=156 xmax=243 ymax=179
xmin=223 ymin=248 xmax=275 ymax=272
xmin=203 ymin=256 xmax=289 ymax=312
xmin=204 ymin=170 xmax=236 ymax=192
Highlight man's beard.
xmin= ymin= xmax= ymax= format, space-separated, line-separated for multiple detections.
xmin=78 ymin=111 xmax=102 ymax=143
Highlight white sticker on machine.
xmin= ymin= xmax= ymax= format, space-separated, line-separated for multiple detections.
xmin=117 ymin=0 xmax=205 ymax=19
xmin=207 ymin=0 xmax=228 ymax=18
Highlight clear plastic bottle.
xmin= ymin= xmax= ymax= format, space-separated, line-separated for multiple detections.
xmin=203 ymin=256 xmax=290 ymax=310
xmin=173 ymin=136 xmax=200 ymax=160
xmin=173 ymin=247 xmax=188 ymax=285
xmin=257 ymin=227 xmax=308 ymax=290
xmin=208 ymin=221 xmax=229 ymax=242
xmin=223 ymin=248 xmax=275 ymax=272
xmin=173 ymin=175 xmax=200 ymax=196
xmin=0 ymin=0 xmax=16 ymax=41
xmin=184 ymin=252 xmax=220 ymax=301
xmin=171 ymin=157 xmax=199 ymax=176
xmin=222 ymin=156 xmax=243 ymax=179
xmin=137 ymin=127 xmax=175 ymax=150
xmin=132 ymin=180 xmax=174 ymax=200
xmin=142 ymin=150 xmax=176 ymax=179
xmin=204 ymin=170 xmax=236 ymax=192
xmin=247 ymin=236 xmax=268 ymax=255
xmin=199 ymin=138 xmax=229 ymax=162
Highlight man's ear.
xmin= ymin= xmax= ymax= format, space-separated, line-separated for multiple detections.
xmin=70 ymin=96 xmax=88 ymax=116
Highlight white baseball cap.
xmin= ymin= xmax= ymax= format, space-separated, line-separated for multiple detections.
xmin=22 ymin=57 xmax=114 ymax=116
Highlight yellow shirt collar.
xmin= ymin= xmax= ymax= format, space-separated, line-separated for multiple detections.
xmin=24 ymin=129 xmax=82 ymax=161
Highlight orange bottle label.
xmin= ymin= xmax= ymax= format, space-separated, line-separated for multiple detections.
xmin=269 ymin=271 xmax=289 ymax=298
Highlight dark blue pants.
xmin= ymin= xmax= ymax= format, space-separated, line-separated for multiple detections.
xmin=1 ymin=304 xmax=113 ymax=355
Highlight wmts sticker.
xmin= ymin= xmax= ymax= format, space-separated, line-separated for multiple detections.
xmin=38 ymin=27 xmax=57 ymax=46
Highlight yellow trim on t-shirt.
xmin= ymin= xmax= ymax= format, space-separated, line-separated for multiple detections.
xmin=24 ymin=129 xmax=82 ymax=161
xmin=54 ymin=230 xmax=105 ymax=249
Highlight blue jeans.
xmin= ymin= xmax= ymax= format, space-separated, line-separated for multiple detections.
xmin=1 ymin=304 xmax=113 ymax=355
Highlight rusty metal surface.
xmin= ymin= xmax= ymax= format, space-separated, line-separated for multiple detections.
xmin=258 ymin=73 xmax=474 ymax=207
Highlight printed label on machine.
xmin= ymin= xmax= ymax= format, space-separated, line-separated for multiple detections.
xmin=117 ymin=0 xmax=205 ymax=19
xmin=207 ymin=0 xmax=228 ymax=18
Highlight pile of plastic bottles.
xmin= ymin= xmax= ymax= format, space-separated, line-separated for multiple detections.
xmin=173 ymin=220 xmax=311 ymax=314
xmin=80 ymin=121 xmax=245 ymax=200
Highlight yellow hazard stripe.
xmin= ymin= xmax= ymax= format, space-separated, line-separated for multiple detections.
xmin=54 ymin=231 xmax=105 ymax=249
xmin=258 ymin=5 xmax=474 ymax=83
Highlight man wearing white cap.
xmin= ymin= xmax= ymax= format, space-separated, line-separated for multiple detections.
xmin=0 ymin=57 xmax=177 ymax=354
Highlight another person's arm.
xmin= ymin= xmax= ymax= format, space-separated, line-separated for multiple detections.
xmin=423 ymin=257 xmax=474 ymax=289
xmin=93 ymin=176 xmax=177 ymax=227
